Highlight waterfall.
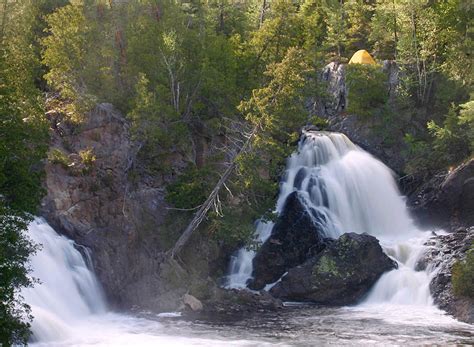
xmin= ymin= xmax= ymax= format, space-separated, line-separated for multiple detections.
xmin=226 ymin=131 xmax=433 ymax=306
xmin=22 ymin=218 xmax=106 ymax=342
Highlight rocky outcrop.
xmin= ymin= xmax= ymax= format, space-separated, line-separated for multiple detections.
xmin=197 ymin=288 xmax=283 ymax=318
xmin=408 ymin=159 xmax=474 ymax=230
xmin=270 ymin=233 xmax=397 ymax=305
xmin=309 ymin=61 xmax=406 ymax=173
xmin=41 ymin=103 xmax=220 ymax=312
xmin=248 ymin=192 xmax=328 ymax=290
xmin=417 ymin=228 xmax=474 ymax=323
xmin=183 ymin=294 xmax=203 ymax=312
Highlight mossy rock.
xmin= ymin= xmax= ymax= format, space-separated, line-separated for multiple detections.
xmin=271 ymin=233 xmax=397 ymax=305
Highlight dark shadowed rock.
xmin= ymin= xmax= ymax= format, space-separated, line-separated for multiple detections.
xmin=193 ymin=288 xmax=283 ymax=319
xmin=417 ymin=228 xmax=474 ymax=323
xmin=270 ymin=233 xmax=397 ymax=305
xmin=247 ymin=192 xmax=329 ymax=290
xmin=408 ymin=159 xmax=474 ymax=229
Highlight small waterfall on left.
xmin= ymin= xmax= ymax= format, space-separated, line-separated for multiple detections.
xmin=23 ymin=218 xmax=106 ymax=342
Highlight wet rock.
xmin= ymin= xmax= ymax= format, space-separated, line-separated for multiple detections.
xmin=417 ymin=228 xmax=474 ymax=323
xmin=408 ymin=159 xmax=474 ymax=229
xmin=248 ymin=192 xmax=329 ymax=290
xmin=270 ymin=233 xmax=397 ymax=305
xmin=183 ymin=294 xmax=203 ymax=312
xmin=197 ymin=288 xmax=283 ymax=318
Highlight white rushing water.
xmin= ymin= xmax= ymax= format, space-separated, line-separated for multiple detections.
xmin=226 ymin=131 xmax=435 ymax=307
xmin=25 ymin=219 xmax=266 ymax=346
xmin=23 ymin=218 xmax=107 ymax=342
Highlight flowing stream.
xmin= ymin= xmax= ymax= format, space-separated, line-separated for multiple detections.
xmin=24 ymin=131 xmax=474 ymax=345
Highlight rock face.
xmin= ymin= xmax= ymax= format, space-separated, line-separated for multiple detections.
xmin=417 ymin=228 xmax=474 ymax=323
xmin=408 ymin=159 xmax=474 ymax=229
xmin=270 ymin=233 xmax=397 ymax=305
xmin=41 ymin=103 xmax=220 ymax=312
xmin=196 ymin=288 xmax=283 ymax=319
xmin=183 ymin=294 xmax=203 ymax=312
xmin=248 ymin=192 xmax=328 ymax=290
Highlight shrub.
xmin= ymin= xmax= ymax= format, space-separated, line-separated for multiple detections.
xmin=0 ymin=206 xmax=38 ymax=345
xmin=79 ymin=148 xmax=96 ymax=168
xmin=427 ymin=102 xmax=473 ymax=168
xmin=345 ymin=64 xmax=389 ymax=118
xmin=452 ymin=243 xmax=474 ymax=299
xmin=48 ymin=148 xmax=71 ymax=168
xmin=166 ymin=165 xmax=215 ymax=210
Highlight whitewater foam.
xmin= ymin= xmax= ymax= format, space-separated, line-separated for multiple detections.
xmin=226 ymin=131 xmax=435 ymax=307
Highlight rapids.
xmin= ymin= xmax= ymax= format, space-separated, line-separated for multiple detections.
xmin=226 ymin=131 xmax=436 ymax=307
xmin=22 ymin=132 xmax=473 ymax=345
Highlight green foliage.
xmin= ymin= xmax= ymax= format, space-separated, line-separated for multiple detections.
xmin=166 ymin=166 xmax=216 ymax=210
xmin=48 ymin=148 xmax=71 ymax=168
xmin=0 ymin=206 xmax=38 ymax=346
xmin=403 ymin=133 xmax=435 ymax=174
xmin=18 ymin=0 xmax=474 ymax=257
xmin=427 ymin=101 xmax=473 ymax=167
xmin=452 ymin=243 xmax=474 ymax=299
xmin=0 ymin=55 xmax=47 ymax=214
xmin=345 ymin=64 xmax=389 ymax=118
xmin=79 ymin=148 xmax=96 ymax=168
xmin=1 ymin=1 xmax=51 ymax=342
xmin=42 ymin=2 xmax=94 ymax=120
xmin=208 ymin=206 xmax=257 ymax=247
xmin=237 ymin=48 xmax=313 ymax=204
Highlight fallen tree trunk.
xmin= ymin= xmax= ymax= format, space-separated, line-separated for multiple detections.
xmin=168 ymin=125 xmax=258 ymax=259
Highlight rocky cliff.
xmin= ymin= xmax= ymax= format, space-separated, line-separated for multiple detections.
xmin=41 ymin=103 xmax=221 ymax=312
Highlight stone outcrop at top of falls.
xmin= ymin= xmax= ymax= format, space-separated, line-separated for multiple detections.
xmin=247 ymin=191 xmax=329 ymax=290
xmin=270 ymin=233 xmax=397 ymax=305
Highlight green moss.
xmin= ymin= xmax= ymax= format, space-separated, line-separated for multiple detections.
xmin=316 ymin=255 xmax=340 ymax=277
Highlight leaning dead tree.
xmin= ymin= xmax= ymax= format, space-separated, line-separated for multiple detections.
xmin=168 ymin=123 xmax=258 ymax=259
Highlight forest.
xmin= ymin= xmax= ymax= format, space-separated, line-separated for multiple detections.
xmin=0 ymin=0 xmax=473 ymax=345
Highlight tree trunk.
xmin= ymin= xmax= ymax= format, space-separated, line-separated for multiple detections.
xmin=168 ymin=125 xmax=258 ymax=259
xmin=259 ymin=0 xmax=267 ymax=28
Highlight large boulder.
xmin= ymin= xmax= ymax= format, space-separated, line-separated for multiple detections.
xmin=247 ymin=192 xmax=329 ymax=290
xmin=270 ymin=233 xmax=397 ymax=305
xmin=408 ymin=159 xmax=474 ymax=229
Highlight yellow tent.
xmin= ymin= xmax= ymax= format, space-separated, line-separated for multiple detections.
xmin=348 ymin=50 xmax=376 ymax=65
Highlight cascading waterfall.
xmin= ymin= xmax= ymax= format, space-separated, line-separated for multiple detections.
xmin=19 ymin=146 xmax=472 ymax=345
xmin=22 ymin=218 xmax=106 ymax=342
xmin=226 ymin=131 xmax=434 ymax=306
